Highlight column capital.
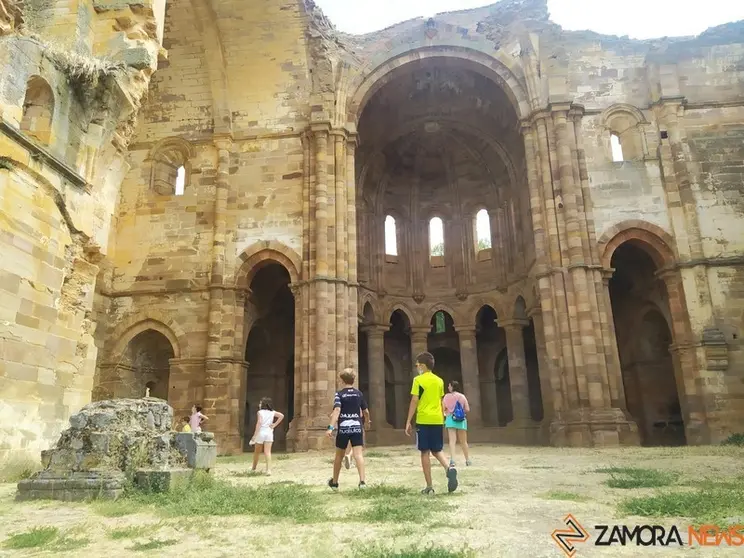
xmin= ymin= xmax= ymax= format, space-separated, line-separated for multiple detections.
xmin=526 ymin=306 xmax=542 ymax=319
xmin=498 ymin=318 xmax=530 ymax=330
xmin=453 ymin=325 xmax=477 ymax=335
xmin=309 ymin=122 xmax=331 ymax=135
xmin=601 ymin=267 xmax=615 ymax=284
xmin=360 ymin=323 xmax=389 ymax=336
xmin=409 ymin=326 xmax=431 ymax=336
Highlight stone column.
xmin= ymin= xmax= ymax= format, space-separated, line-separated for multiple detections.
xmin=204 ymin=137 xmax=233 ymax=449
xmin=528 ymin=309 xmax=553 ymax=421
xmin=346 ymin=134 xmax=359 ymax=373
xmin=311 ymin=125 xmax=330 ymax=431
xmin=410 ymin=326 xmax=430 ymax=362
xmin=454 ymin=326 xmax=482 ymax=425
xmin=363 ymin=324 xmax=390 ymax=429
xmin=500 ymin=319 xmax=532 ymax=423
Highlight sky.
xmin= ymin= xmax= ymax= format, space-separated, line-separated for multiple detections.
xmin=315 ymin=0 xmax=744 ymax=39
xmin=319 ymin=0 xmax=744 ymax=254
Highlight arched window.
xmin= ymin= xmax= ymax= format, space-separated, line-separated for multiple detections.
xmin=475 ymin=209 xmax=492 ymax=252
xmin=384 ymin=215 xmax=398 ymax=256
xmin=429 ymin=217 xmax=444 ymax=259
xmin=175 ymin=165 xmax=186 ymax=196
xmin=149 ymin=138 xmax=194 ymax=196
xmin=610 ymin=133 xmax=624 ymax=162
xmin=602 ymin=104 xmax=648 ymax=162
xmin=20 ymin=76 xmax=55 ymax=145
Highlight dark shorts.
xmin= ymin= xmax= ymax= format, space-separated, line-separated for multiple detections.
xmin=336 ymin=431 xmax=364 ymax=450
xmin=416 ymin=424 xmax=444 ymax=453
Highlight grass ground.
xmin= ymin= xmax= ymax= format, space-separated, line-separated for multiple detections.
xmin=1 ymin=444 xmax=744 ymax=557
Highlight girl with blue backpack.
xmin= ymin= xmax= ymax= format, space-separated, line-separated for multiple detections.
xmin=442 ymin=381 xmax=472 ymax=467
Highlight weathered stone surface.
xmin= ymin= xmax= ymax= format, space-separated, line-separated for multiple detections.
xmin=174 ymin=432 xmax=217 ymax=471
xmin=16 ymin=398 xmax=190 ymax=501
xmin=1 ymin=0 xmax=743 ymax=458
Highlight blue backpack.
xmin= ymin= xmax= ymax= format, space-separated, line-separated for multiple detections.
xmin=452 ymin=400 xmax=466 ymax=422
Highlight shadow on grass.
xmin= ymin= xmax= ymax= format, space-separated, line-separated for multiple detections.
xmin=130 ymin=538 xmax=179 ymax=552
xmin=93 ymin=472 xmax=325 ymax=523
xmin=594 ymin=467 xmax=679 ymax=489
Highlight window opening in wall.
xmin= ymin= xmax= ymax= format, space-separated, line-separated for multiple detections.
xmin=175 ymin=165 xmax=186 ymax=196
xmin=475 ymin=208 xmax=491 ymax=251
xmin=610 ymin=133 xmax=624 ymax=162
xmin=434 ymin=311 xmax=446 ymax=334
xmin=20 ymin=76 xmax=55 ymax=145
xmin=429 ymin=217 xmax=444 ymax=257
xmin=384 ymin=215 xmax=398 ymax=256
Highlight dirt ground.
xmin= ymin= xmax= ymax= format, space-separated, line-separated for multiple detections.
xmin=1 ymin=444 xmax=743 ymax=557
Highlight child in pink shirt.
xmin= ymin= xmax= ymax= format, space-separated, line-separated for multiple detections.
xmin=442 ymin=381 xmax=472 ymax=467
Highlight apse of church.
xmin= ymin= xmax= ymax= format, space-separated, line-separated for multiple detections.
xmin=1 ymin=0 xmax=743 ymax=459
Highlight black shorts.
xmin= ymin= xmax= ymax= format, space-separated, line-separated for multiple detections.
xmin=416 ymin=424 xmax=444 ymax=453
xmin=336 ymin=431 xmax=364 ymax=450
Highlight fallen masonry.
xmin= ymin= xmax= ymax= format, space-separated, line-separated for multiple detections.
xmin=16 ymin=398 xmax=217 ymax=501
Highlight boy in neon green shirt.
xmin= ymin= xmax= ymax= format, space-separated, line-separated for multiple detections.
xmin=405 ymin=352 xmax=458 ymax=494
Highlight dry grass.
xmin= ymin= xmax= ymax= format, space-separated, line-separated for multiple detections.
xmin=0 ymin=444 xmax=743 ymax=557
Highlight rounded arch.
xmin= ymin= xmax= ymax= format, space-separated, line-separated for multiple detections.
xmin=386 ymin=303 xmax=415 ymax=328
xmin=598 ymin=221 xmax=677 ymax=270
xmin=236 ymin=241 xmax=301 ymax=287
xmin=425 ymin=303 xmax=461 ymax=328
xmin=468 ymin=300 xmax=503 ymax=325
xmin=147 ymin=136 xmax=196 ymax=162
xmin=109 ymin=318 xmax=182 ymax=362
xmin=348 ymin=47 xmax=530 ymax=123
xmin=600 ymin=103 xmax=648 ymax=129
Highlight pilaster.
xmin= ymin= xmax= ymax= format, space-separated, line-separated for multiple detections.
xmin=454 ymin=326 xmax=482 ymax=425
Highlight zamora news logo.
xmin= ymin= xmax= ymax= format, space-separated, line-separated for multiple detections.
xmin=552 ymin=515 xmax=744 ymax=556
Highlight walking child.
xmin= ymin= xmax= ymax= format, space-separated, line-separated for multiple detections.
xmin=443 ymin=380 xmax=472 ymax=467
xmin=327 ymin=369 xmax=370 ymax=489
xmin=405 ymin=352 xmax=458 ymax=495
xmin=249 ymin=397 xmax=284 ymax=475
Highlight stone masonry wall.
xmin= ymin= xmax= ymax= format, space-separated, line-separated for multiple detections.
xmin=0 ymin=1 xmax=166 ymax=461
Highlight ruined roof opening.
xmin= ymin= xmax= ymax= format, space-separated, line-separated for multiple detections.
xmin=357 ymin=57 xmax=524 ymax=212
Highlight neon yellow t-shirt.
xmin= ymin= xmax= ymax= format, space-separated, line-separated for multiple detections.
xmin=411 ymin=371 xmax=445 ymax=425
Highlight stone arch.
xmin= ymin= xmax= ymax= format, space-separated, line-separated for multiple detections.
xmin=513 ymin=295 xmax=529 ymax=320
xmin=347 ymin=46 xmax=530 ymax=122
xmin=20 ymin=75 xmax=55 ymax=145
xmin=425 ymin=303 xmax=461 ymax=328
xmin=467 ymin=300 xmax=503 ymax=325
xmin=360 ymin=301 xmax=376 ymax=325
xmin=600 ymin=104 xmax=649 ymax=161
xmin=598 ymin=221 xmax=677 ymax=270
xmin=108 ymin=316 xmax=184 ymax=362
xmin=236 ymin=241 xmax=302 ymax=288
xmin=147 ymin=137 xmax=196 ymax=196
xmin=386 ymin=303 xmax=415 ymax=327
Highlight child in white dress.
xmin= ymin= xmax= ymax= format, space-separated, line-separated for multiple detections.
xmin=249 ymin=397 xmax=284 ymax=475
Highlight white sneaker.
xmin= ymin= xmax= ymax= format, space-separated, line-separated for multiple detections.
xmin=343 ymin=455 xmax=351 ymax=469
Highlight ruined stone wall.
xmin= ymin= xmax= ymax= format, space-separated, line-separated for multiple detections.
xmin=96 ymin=0 xmax=312 ymax=430
xmin=0 ymin=0 xmax=165 ymax=461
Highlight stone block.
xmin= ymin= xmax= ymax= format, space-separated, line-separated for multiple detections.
xmin=174 ymin=432 xmax=217 ymax=470
xmin=134 ymin=468 xmax=193 ymax=493
xmin=16 ymin=470 xmax=126 ymax=502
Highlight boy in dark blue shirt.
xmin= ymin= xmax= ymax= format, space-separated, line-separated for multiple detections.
xmin=327 ymin=369 xmax=370 ymax=489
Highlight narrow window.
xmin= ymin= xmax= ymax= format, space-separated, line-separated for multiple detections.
xmin=429 ymin=217 xmax=444 ymax=257
xmin=384 ymin=215 xmax=397 ymax=256
xmin=434 ymin=311 xmax=446 ymax=334
xmin=610 ymin=133 xmax=624 ymax=162
xmin=475 ymin=208 xmax=492 ymax=251
xmin=175 ymin=165 xmax=186 ymax=196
